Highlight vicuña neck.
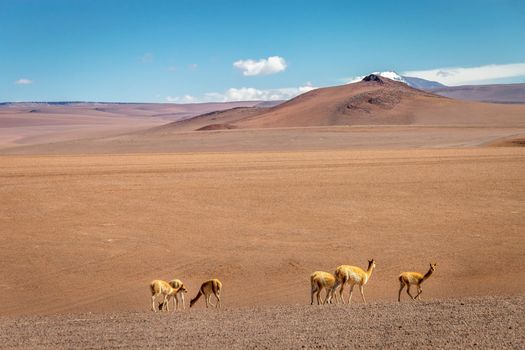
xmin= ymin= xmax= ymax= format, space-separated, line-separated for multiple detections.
xmin=422 ymin=268 xmax=434 ymax=281
xmin=366 ymin=262 xmax=375 ymax=277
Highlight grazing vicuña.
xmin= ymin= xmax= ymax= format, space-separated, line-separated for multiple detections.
xmin=168 ymin=279 xmax=188 ymax=310
xmin=149 ymin=279 xmax=181 ymax=312
xmin=190 ymin=279 xmax=222 ymax=308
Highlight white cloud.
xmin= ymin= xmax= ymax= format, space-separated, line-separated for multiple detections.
xmin=188 ymin=63 xmax=198 ymax=71
xmin=166 ymin=94 xmax=197 ymax=103
xmin=165 ymin=82 xmax=316 ymax=103
xmin=403 ymin=62 xmax=525 ymax=86
xmin=233 ymin=56 xmax=287 ymax=76
xmin=342 ymin=76 xmax=364 ymax=84
xmin=15 ymin=78 xmax=33 ymax=85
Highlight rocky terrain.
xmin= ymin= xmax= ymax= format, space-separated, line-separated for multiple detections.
xmin=0 ymin=297 xmax=522 ymax=349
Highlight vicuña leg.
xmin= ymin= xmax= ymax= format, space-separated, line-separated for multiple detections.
xmin=316 ymin=289 xmax=322 ymax=305
xmin=339 ymin=283 xmax=346 ymax=304
xmin=331 ymin=287 xmax=341 ymax=304
xmin=415 ymin=286 xmax=422 ymax=300
xmin=406 ymin=285 xmax=414 ymax=300
xmin=347 ymin=284 xmax=355 ymax=305
xmin=163 ymin=295 xmax=170 ymax=312
xmin=398 ymin=282 xmax=405 ymax=302
xmin=215 ymin=293 xmax=221 ymax=308
xmin=173 ymin=294 xmax=179 ymax=311
xmin=311 ymin=284 xmax=317 ymax=305
xmin=359 ymin=285 xmax=366 ymax=304
xmin=151 ymin=294 xmax=158 ymax=312
xmin=324 ymin=289 xmax=332 ymax=304
xmin=208 ymin=294 xmax=216 ymax=308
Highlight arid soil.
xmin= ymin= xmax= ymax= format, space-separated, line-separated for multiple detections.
xmin=3 ymin=126 xmax=525 ymax=154
xmin=1 ymin=148 xmax=524 ymax=316
xmin=0 ymin=101 xmax=271 ymax=149
xmin=0 ymin=297 xmax=522 ymax=349
xmin=1 ymin=86 xmax=524 ymax=348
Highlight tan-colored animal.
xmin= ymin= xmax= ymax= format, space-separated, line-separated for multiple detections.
xmin=158 ymin=279 xmax=188 ymax=311
xmin=332 ymin=259 xmax=376 ymax=304
xmin=189 ymin=279 xmax=222 ymax=308
xmin=149 ymin=279 xmax=182 ymax=312
xmin=398 ymin=263 xmax=437 ymax=301
xmin=168 ymin=279 xmax=188 ymax=310
xmin=310 ymin=271 xmax=340 ymax=305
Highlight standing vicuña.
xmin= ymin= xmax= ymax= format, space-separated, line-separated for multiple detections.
xmin=310 ymin=271 xmax=340 ymax=305
xmin=332 ymin=259 xmax=376 ymax=305
xmin=398 ymin=263 xmax=437 ymax=301
xmin=168 ymin=279 xmax=188 ymax=310
xmin=150 ymin=279 xmax=182 ymax=312
xmin=190 ymin=279 xmax=222 ymax=308
xmin=158 ymin=279 xmax=188 ymax=311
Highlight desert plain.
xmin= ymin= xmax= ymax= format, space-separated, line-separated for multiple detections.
xmin=1 ymin=81 xmax=524 ymax=348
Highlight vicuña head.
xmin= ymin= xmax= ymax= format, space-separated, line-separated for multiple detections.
xmin=190 ymin=279 xmax=222 ymax=309
xmin=398 ymin=263 xmax=437 ymax=302
xmin=332 ymin=258 xmax=376 ymax=305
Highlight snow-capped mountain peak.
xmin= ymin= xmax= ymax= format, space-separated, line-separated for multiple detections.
xmin=349 ymin=71 xmax=445 ymax=89
xmin=372 ymin=71 xmax=408 ymax=84
xmin=349 ymin=71 xmax=407 ymax=84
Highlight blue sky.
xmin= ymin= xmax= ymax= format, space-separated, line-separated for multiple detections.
xmin=1 ymin=0 xmax=524 ymax=102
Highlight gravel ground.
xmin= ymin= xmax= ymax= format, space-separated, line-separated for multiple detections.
xmin=0 ymin=296 xmax=523 ymax=349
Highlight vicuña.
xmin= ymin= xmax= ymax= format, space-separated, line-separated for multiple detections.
xmin=190 ymin=279 xmax=222 ymax=308
xmin=332 ymin=259 xmax=376 ymax=304
xmin=398 ymin=263 xmax=437 ymax=301
xmin=150 ymin=279 xmax=183 ymax=312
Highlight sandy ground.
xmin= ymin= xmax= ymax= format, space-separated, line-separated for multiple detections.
xmin=3 ymin=126 xmax=525 ymax=154
xmin=0 ymin=296 xmax=522 ymax=349
xmin=1 ymin=95 xmax=524 ymax=348
xmin=1 ymin=148 xmax=524 ymax=317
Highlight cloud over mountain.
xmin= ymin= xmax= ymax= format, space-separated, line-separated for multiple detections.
xmin=404 ymin=63 xmax=525 ymax=86
xmin=166 ymin=83 xmax=315 ymax=103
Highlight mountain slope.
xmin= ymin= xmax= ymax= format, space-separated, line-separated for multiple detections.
xmin=403 ymin=76 xmax=445 ymax=89
xmin=160 ymin=75 xmax=525 ymax=130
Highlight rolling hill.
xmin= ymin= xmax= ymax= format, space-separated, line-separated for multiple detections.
xmin=157 ymin=75 xmax=525 ymax=131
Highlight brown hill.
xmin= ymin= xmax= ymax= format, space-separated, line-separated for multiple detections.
xmin=429 ymin=83 xmax=525 ymax=103
xmin=159 ymin=75 xmax=525 ymax=131
xmin=3 ymin=76 xmax=525 ymax=154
